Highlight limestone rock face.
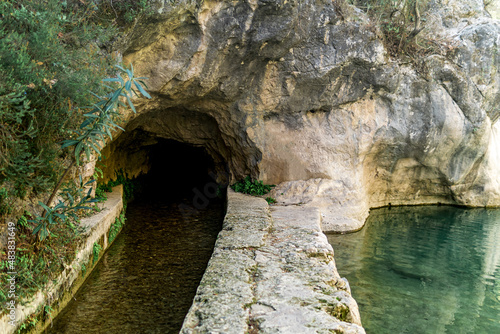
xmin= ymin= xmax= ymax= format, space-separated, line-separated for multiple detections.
xmin=112 ymin=0 xmax=500 ymax=232
xmin=487 ymin=1 xmax=500 ymax=20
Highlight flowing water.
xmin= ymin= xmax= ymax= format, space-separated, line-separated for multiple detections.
xmin=45 ymin=194 xmax=224 ymax=334
xmin=328 ymin=206 xmax=500 ymax=334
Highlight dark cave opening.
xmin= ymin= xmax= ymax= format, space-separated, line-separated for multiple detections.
xmin=99 ymin=124 xmax=229 ymax=203
xmin=48 ymin=139 xmax=227 ymax=334
xmin=140 ymin=138 xmax=221 ymax=200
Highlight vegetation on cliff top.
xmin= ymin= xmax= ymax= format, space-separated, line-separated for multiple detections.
xmin=346 ymin=0 xmax=456 ymax=60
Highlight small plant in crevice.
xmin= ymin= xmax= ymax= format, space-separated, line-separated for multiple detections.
xmin=43 ymin=304 xmax=53 ymax=322
xmin=95 ymin=184 xmax=109 ymax=202
xmin=17 ymin=312 xmax=38 ymax=332
xmin=108 ymin=208 xmax=126 ymax=244
xmin=81 ymin=262 xmax=87 ymax=275
xmin=97 ymin=169 xmax=140 ymax=202
xmin=92 ymin=242 xmax=102 ymax=265
xmin=0 ymin=187 xmax=12 ymax=216
xmin=231 ymin=176 xmax=275 ymax=196
xmin=347 ymin=0 xmax=426 ymax=54
xmin=93 ymin=166 xmax=108 ymax=203
xmin=346 ymin=0 xmax=456 ymax=61
xmin=265 ymin=197 xmax=277 ymax=205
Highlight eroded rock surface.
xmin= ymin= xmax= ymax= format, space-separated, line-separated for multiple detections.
xmin=109 ymin=0 xmax=500 ymax=232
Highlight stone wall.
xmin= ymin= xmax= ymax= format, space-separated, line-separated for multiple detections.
xmin=0 ymin=186 xmax=124 ymax=334
xmin=181 ymin=189 xmax=365 ymax=333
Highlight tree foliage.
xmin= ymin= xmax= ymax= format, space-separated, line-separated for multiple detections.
xmin=0 ymin=0 xmax=152 ymax=239
xmin=0 ymin=0 xmax=118 ymax=208
xmin=0 ymin=0 xmax=151 ymax=314
xmin=33 ymin=64 xmax=151 ymax=241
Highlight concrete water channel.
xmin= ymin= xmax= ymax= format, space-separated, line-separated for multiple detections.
xmin=46 ymin=192 xmax=224 ymax=333
xmin=41 ymin=188 xmax=364 ymax=334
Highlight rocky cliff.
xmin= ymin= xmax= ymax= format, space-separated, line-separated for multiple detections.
xmin=107 ymin=0 xmax=499 ymax=232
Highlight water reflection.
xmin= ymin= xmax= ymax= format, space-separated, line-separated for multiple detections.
xmin=45 ymin=196 xmax=224 ymax=334
xmin=328 ymin=206 xmax=500 ymax=334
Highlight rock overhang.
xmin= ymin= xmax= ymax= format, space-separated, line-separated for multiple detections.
xmin=104 ymin=0 xmax=500 ymax=232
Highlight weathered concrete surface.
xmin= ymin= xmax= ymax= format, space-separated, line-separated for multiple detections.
xmin=0 ymin=186 xmax=124 ymax=334
xmin=181 ymin=189 xmax=365 ymax=333
xmin=102 ymin=0 xmax=500 ymax=232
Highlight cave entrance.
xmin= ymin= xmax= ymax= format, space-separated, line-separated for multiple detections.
xmin=47 ymin=116 xmax=230 ymax=333
xmin=98 ymin=108 xmax=234 ymax=202
xmin=139 ymin=138 xmax=220 ymax=200
xmin=99 ymin=136 xmax=229 ymax=208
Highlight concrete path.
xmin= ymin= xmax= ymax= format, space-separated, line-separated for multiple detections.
xmin=181 ymin=190 xmax=365 ymax=334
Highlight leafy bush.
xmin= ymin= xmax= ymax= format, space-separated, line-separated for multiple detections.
xmin=95 ymin=185 xmax=109 ymax=202
xmin=0 ymin=0 xmax=151 ymax=319
xmin=231 ymin=176 xmax=275 ymax=196
xmin=0 ymin=214 xmax=84 ymax=309
xmin=0 ymin=0 xmax=117 ymax=208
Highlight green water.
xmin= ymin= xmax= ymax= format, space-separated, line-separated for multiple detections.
xmin=45 ymin=195 xmax=224 ymax=334
xmin=327 ymin=206 xmax=500 ymax=334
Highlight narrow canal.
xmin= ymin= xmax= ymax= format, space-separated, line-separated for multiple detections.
xmin=46 ymin=193 xmax=224 ymax=334
xmin=328 ymin=206 xmax=500 ymax=334
xmin=46 ymin=140 xmax=225 ymax=333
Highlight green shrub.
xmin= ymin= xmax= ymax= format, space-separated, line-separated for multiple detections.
xmin=0 ymin=212 xmax=84 ymax=310
xmin=81 ymin=262 xmax=87 ymax=275
xmin=95 ymin=185 xmax=109 ymax=202
xmin=0 ymin=0 xmax=117 ymax=207
xmin=231 ymin=176 xmax=275 ymax=196
xmin=108 ymin=209 xmax=126 ymax=243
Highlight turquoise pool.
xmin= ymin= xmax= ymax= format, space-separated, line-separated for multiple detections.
xmin=327 ymin=206 xmax=500 ymax=334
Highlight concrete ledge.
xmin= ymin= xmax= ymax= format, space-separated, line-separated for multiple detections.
xmin=0 ymin=185 xmax=124 ymax=334
xmin=181 ymin=189 xmax=365 ymax=333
